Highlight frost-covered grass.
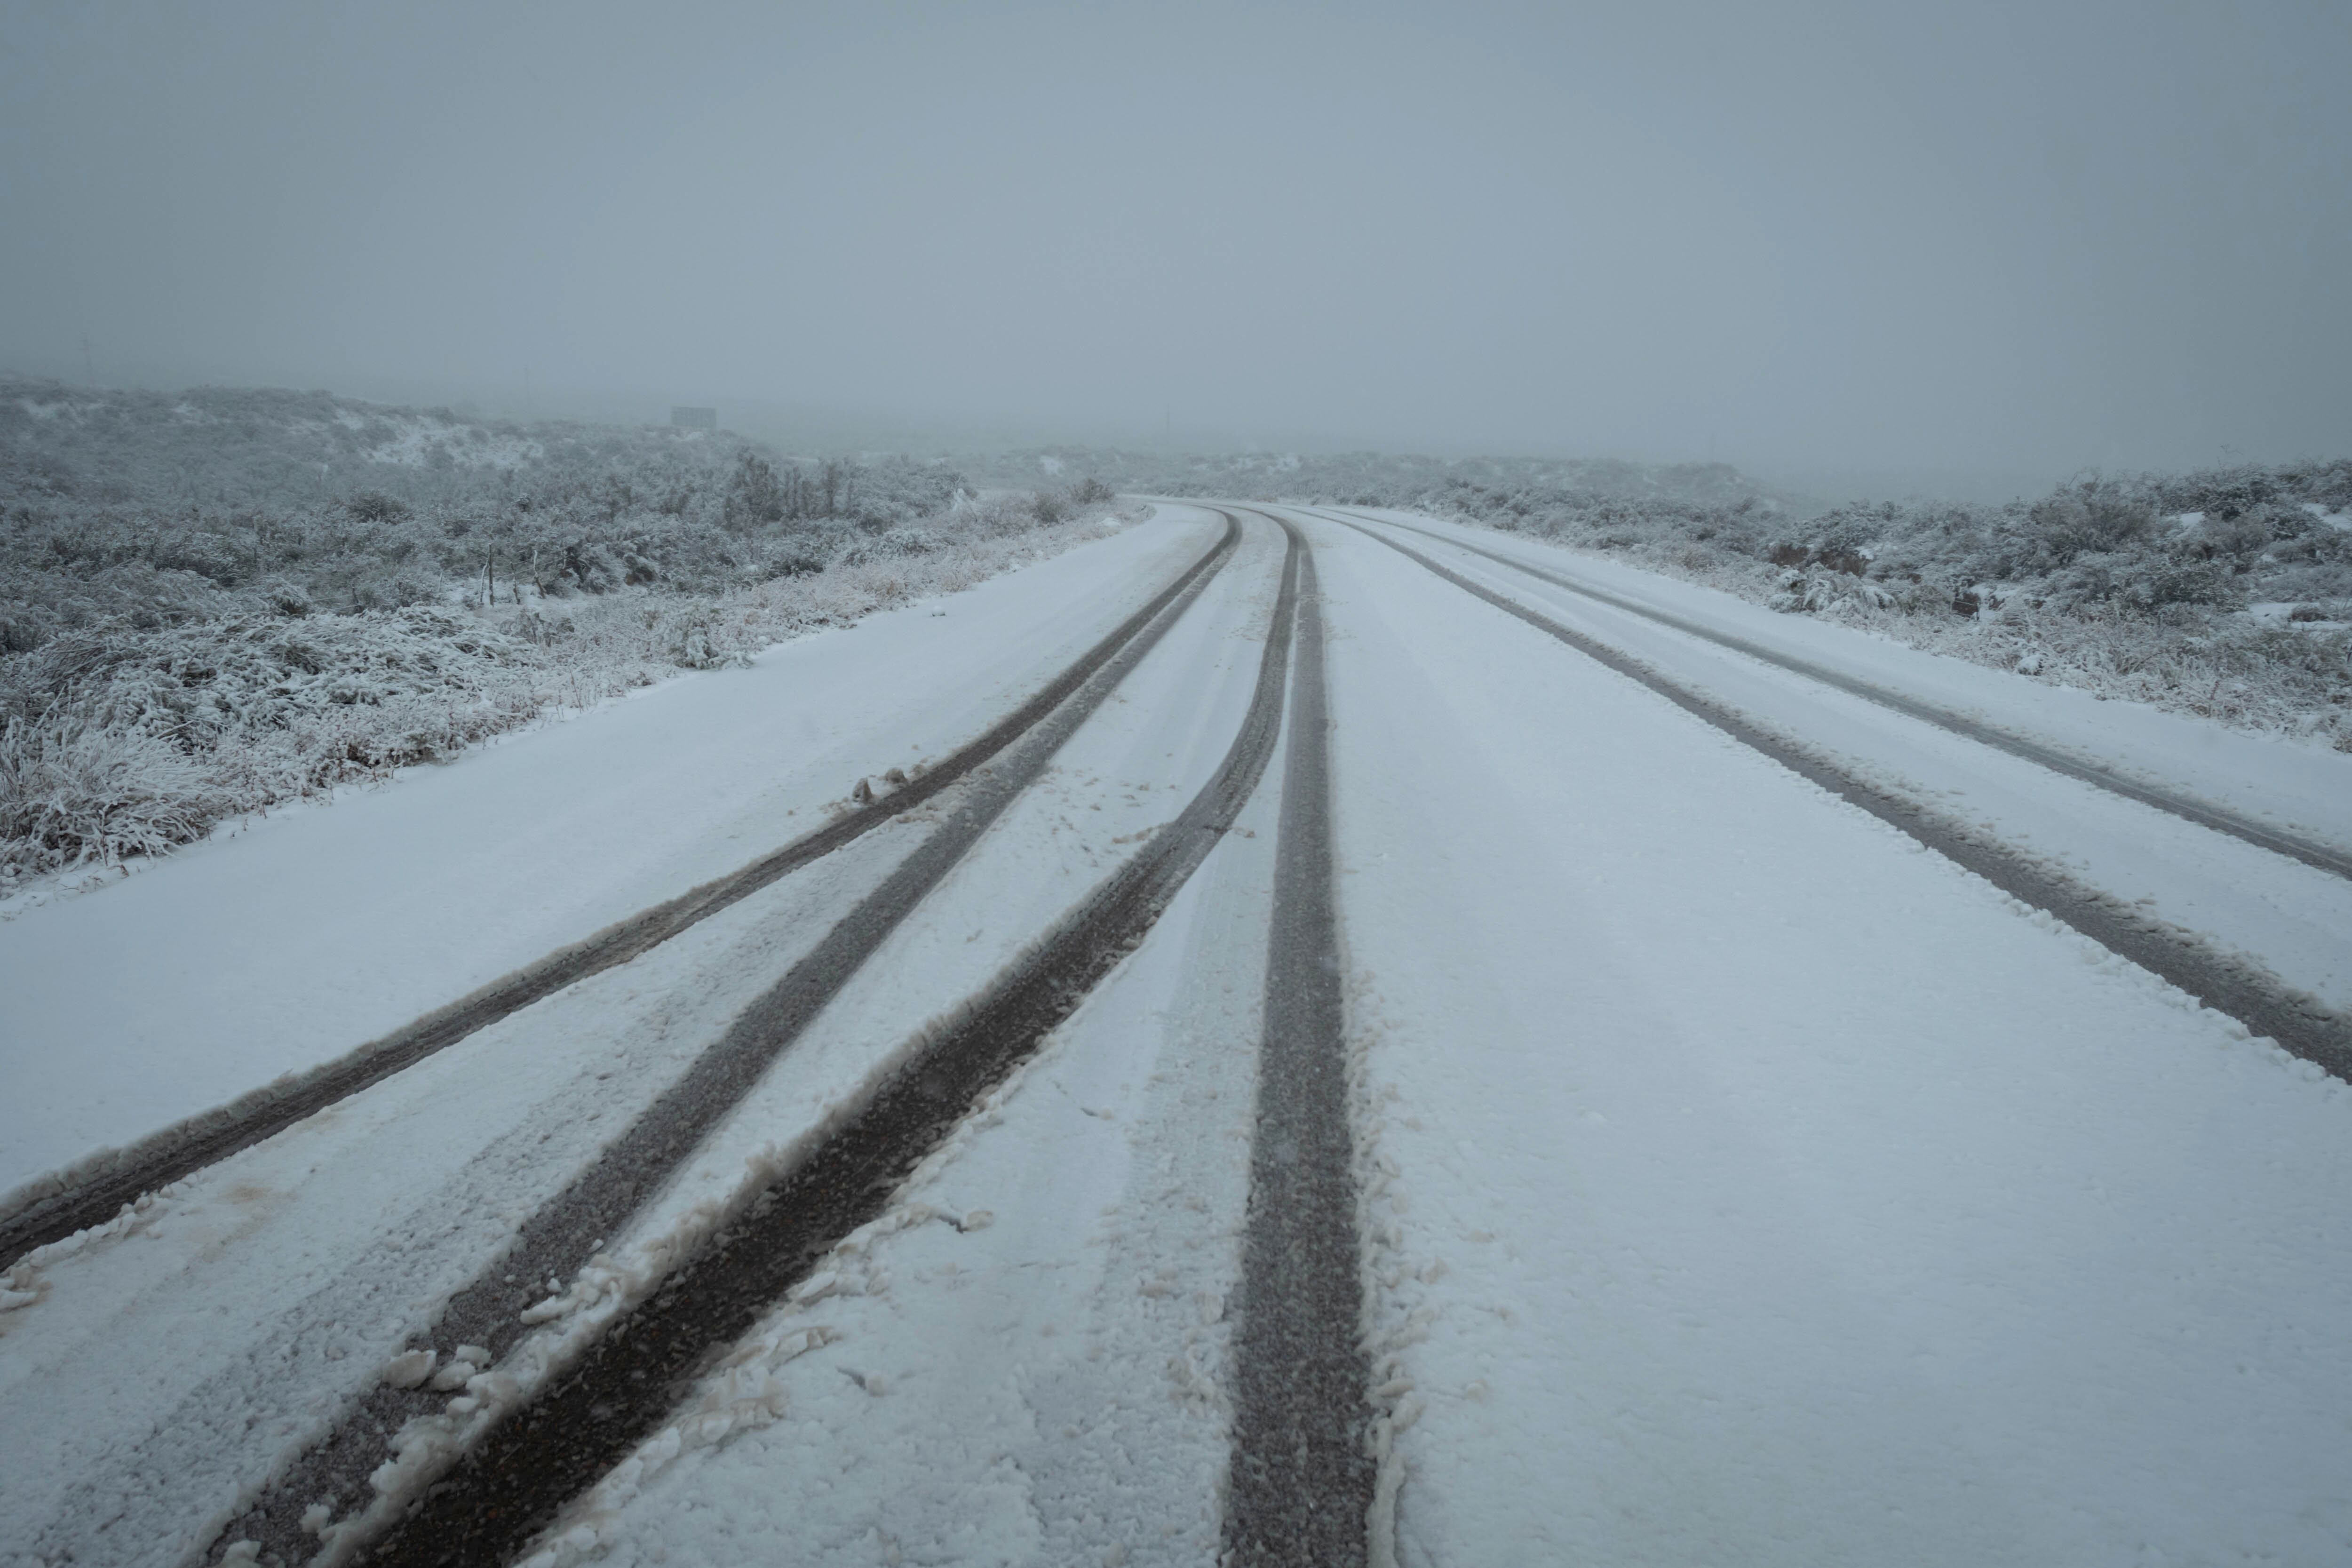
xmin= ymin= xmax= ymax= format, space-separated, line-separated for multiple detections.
xmin=1361 ymin=464 xmax=2352 ymax=748
xmin=0 ymin=491 xmax=1134 ymax=885
xmin=0 ymin=376 xmax=990 ymax=651
xmin=0 ymin=375 xmax=1136 ymax=886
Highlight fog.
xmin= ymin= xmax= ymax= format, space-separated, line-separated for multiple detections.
xmin=3 ymin=0 xmax=2345 ymax=486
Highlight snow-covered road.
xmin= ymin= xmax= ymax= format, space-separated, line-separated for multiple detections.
xmin=3 ymin=502 xmax=2348 ymax=1568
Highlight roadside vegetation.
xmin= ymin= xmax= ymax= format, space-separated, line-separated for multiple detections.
xmin=0 ymin=378 xmax=1129 ymax=891
xmin=968 ymin=442 xmax=2351 ymax=748
xmin=1370 ymin=464 xmax=2352 ymax=748
xmin=14 ymin=373 xmax=2343 ymax=893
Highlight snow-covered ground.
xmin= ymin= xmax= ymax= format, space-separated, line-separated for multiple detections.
xmin=6 ymin=501 xmax=2350 ymax=1567
xmin=1305 ymin=509 xmax=2352 ymax=1565
xmin=0 ymin=505 xmax=1282 ymax=1566
xmin=0 ymin=511 xmax=1211 ymax=1201
xmin=1335 ymin=507 xmax=2352 ymax=853
xmin=1321 ymin=508 xmax=2352 ymax=1018
xmin=511 ymin=698 xmax=1289 ymax=1568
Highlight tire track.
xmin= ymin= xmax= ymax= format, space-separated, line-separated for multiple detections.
xmin=0 ymin=516 xmax=1240 ymax=1273
xmin=1221 ymin=517 xmax=1377 ymax=1566
xmin=196 ymin=514 xmax=1252 ymax=1565
xmin=296 ymin=514 xmax=1303 ymax=1567
xmin=1326 ymin=508 xmax=2352 ymax=882
xmin=1319 ymin=510 xmax=2352 ymax=1083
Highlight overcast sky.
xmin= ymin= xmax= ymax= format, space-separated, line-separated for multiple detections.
xmin=1 ymin=0 xmax=2344 ymax=481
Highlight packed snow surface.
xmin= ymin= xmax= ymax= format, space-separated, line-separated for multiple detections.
xmin=0 ymin=514 xmax=1208 ymax=1197
xmin=1326 ymin=509 xmax=2352 ymax=1015
xmin=513 ymin=724 xmax=1287 ymax=1568
xmin=1350 ymin=507 xmax=2352 ymax=850
xmin=1311 ymin=510 xmax=2352 ymax=1565
xmin=0 ymin=506 xmax=1268 ymax=1566
xmin=6 ymin=503 xmax=2351 ymax=1567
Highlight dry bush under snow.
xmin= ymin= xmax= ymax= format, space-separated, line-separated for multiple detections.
xmin=0 ymin=497 xmax=1135 ymax=888
xmin=1385 ymin=465 xmax=2352 ymax=750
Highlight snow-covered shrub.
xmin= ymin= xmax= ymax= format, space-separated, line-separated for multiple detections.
xmin=0 ymin=475 xmax=1137 ymax=885
xmin=833 ymin=528 xmax=947 ymax=570
xmin=0 ymin=713 xmax=223 ymax=874
xmin=0 ymin=379 xmax=1164 ymax=886
xmin=2021 ymin=478 xmax=2161 ymax=567
xmin=1365 ymin=457 xmax=2350 ymax=745
xmin=0 ymin=376 xmax=993 ymax=657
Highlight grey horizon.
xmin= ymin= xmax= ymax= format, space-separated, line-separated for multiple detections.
xmin=2 ymin=0 xmax=2344 ymax=497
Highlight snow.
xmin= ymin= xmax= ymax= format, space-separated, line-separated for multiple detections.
xmin=1309 ymin=509 xmax=2352 ymax=1565
xmin=0 ymin=816 xmax=936 ymax=1565
xmin=7 ymin=500 xmax=2351 ymax=1567
xmin=270 ymin=410 xmax=545 ymax=468
xmin=510 ymin=768 xmax=1281 ymax=1565
xmin=0 ymin=506 xmax=1274 ymax=1566
xmin=358 ymin=415 xmax=539 ymax=469
xmin=1335 ymin=511 xmax=2352 ymax=1015
xmin=0 ymin=510 xmax=1211 ymax=1200
xmin=1341 ymin=507 xmax=2352 ymax=853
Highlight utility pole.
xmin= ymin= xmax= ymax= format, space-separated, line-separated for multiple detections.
xmin=80 ymin=333 xmax=94 ymax=386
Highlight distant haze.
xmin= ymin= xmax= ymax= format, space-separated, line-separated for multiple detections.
xmin=2 ymin=0 xmax=2345 ymax=489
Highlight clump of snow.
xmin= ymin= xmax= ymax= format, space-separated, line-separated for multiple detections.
xmin=429 ymin=1349 xmax=487 ymax=1391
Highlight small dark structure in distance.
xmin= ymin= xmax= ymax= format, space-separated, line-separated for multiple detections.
xmin=670 ymin=406 xmax=717 ymax=431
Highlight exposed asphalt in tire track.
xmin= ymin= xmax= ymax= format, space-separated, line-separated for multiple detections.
xmin=0 ymin=516 xmax=1240 ymax=1274
xmin=302 ymin=513 xmax=1303 ymax=1567
xmin=1326 ymin=508 xmax=2352 ymax=882
xmin=202 ymin=514 xmax=1251 ymax=1565
xmin=1322 ymin=511 xmax=2352 ymax=1084
xmin=1221 ymin=516 xmax=1377 ymax=1567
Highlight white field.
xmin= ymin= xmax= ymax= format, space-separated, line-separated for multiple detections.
xmin=4 ymin=505 xmax=2349 ymax=1568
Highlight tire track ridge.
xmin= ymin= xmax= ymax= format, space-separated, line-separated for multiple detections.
xmin=198 ymin=514 xmax=1248 ymax=1565
xmin=310 ymin=513 xmax=1303 ymax=1567
xmin=1222 ymin=515 xmax=1377 ymax=1566
xmin=1326 ymin=508 xmax=2352 ymax=882
xmin=0 ymin=516 xmax=1240 ymax=1272
xmin=1326 ymin=511 xmax=2352 ymax=1082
